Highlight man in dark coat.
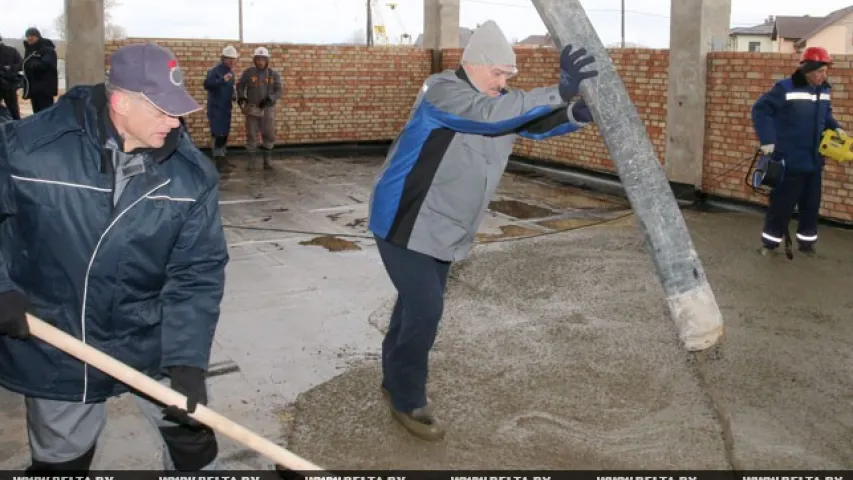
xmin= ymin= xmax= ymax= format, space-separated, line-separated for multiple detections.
xmin=203 ymin=45 xmax=239 ymax=173
xmin=751 ymin=46 xmax=843 ymax=257
xmin=22 ymin=27 xmax=58 ymax=114
xmin=0 ymin=35 xmax=23 ymax=120
xmin=0 ymin=42 xmax=228 ymax=472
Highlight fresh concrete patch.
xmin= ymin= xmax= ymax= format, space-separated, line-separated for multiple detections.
xmin=285 ymin=210 xmax=853 ymax=469
xmin=299 ymin=235 xmax=363 ymax=252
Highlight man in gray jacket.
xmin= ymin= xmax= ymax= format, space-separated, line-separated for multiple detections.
xmin=367 ymin=20 xmax=598 ymax=441
xmin=236 ymin=46 xmax=282 ymax=170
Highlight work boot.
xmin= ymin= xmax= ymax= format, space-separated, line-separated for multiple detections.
xmin=389 ymin=403 xmax=445 ymax=441
xmin=381 ymin=387 xmax=443 ymax=441
xmin=214 ymin=155 xmax=232 ymax=175
xmin=758 ymin=246 xmax=778 ymax=257
xmin=798 ymin=245 xmax=817 ymax=257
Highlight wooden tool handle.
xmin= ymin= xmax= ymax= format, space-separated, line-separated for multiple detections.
xmin=26 ymin=314 xmax=326 ymax=472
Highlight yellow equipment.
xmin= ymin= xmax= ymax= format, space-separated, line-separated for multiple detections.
xmin=819 ymin=129 xmax=853 ymax=162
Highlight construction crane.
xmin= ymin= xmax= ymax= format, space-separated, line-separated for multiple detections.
xmin=386 ymin=2 xmax=412 ymax=45
xmin=368 ymin=0 xmax=411 ymax=46
xmin=369 ymin=0 xmax=391 ymax=45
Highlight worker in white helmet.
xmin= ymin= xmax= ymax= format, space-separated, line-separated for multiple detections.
xmin=236 ymin=46 xmax=282 ymax=170
xmin=203 ymin=45 xmax=239 ymax=173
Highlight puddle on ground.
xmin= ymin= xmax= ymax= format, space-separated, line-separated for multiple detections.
xmin=299 ymin=236 xmax=362 ymax=251
xmin=476 ymin=225 xmax=541 ymax=242
xmin=488 ymin=200 xmax=554 ymax=219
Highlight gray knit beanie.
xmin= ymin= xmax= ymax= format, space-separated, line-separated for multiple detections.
xmin=462 ymin=20 xmax=516 ymax=70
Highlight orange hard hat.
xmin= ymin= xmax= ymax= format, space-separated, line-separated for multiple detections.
xmin=800 ymin=46 xmax=832 ymax=64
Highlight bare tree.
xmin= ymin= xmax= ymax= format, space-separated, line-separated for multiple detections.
xmin=52 ymin=0 xmax=127 ymax=40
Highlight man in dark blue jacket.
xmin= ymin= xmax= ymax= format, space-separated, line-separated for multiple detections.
xmin=204 ymin=45 xmax=239 ymax=174
xmin=751 ymin=46 xmax=843 ymax=257
xmin=21 ymin=27 xmax=58 ymax=114
xmin=0 ymin=42 xmax=228 ymax=472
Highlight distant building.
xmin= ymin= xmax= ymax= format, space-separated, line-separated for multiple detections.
xmin=729 ymin=18 xmax=775 ymax=52
xmin=516 ymin=34 xmax=556 ymax=48
xmin=786 ymin=5 xmax=853 ymax=54
xmin=731 ymin=7 xmax=853 ymax=55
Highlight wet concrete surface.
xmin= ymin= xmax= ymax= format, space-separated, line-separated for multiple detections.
xmin=2 ymin=153 xmax=853 ymax=470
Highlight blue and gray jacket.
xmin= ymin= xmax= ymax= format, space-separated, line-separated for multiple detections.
xmin=368 ymin=67 xmax=589 ymax=262
xmin=752 ymin=69 xmax=840 ymax=173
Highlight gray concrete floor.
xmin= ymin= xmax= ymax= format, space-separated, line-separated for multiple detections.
xmin=2 ymin=153 xmax=852 ymax=470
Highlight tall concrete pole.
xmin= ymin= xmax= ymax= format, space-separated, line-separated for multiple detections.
xmin=238 ymin=0 xmax=244 ymax=42
xmin=64 ymin=0 xmax=105 ymax=88
xmin=423 ymin=0 xmax=460 ymax=49
xmin=665 ymin=0 xmax=732 ymax=188
xmin=529 ymin=0 xmax=724 ymax=352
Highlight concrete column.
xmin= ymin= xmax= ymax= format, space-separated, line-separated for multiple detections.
xmin=64 ymin=0 xmax=105 ymax=88
xmin=423 ymin=0 xmax=460 ymax=50
xmin=664 ymin=0 xmax=731 ymax=189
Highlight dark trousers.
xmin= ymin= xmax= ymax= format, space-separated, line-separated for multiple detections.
xmin=30 ymin=93 xmax=53 ymax=113
xmin=213 ymin=135 xmax=228 ymax=148
xmin=761 ymin=170 xmax=822 ymax=249
xmin=375 ymin=236 xmax=451 ymax=413
xmin=1 ymin=88 xmax=20 ymax=120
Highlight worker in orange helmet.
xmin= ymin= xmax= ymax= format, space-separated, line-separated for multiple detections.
xmin=751 ymin=46 xmax=843 ymax=258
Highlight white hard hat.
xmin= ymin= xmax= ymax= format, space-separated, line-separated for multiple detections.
xmin=222 ymin=45 xmax=238 ymax=58
xmin=253 ymin=46 xmax=270 ymax=57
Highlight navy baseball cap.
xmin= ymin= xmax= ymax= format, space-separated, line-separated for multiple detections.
xmin=107 ymin=43 xmax=201 ymax=117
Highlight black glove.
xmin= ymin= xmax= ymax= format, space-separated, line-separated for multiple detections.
xmin=558 ymin=44 xmax=598 ymax=102
xmin=571 ymin=98 xmax=594 ymax=123
xmin=0 ymin=291 xmax=29 ymax=339
xmin=258 ymin=96 xmax=273 ymax=108
xmin=237 ymin=97 xmax=247 ymax=107
xmin=163 ymin=366 xmax=207 ymax=426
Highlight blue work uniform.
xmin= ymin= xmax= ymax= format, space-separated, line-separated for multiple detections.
xmin=751 ymin=68 xmax=840 ymax=250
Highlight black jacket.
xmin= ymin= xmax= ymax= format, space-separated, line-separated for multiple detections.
xmin=0 ymin=43 xmax=23 ymax=91
xmin=22 ymin=38 xmax=58 ymax=98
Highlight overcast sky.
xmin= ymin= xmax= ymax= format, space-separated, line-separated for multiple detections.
xmin=2 ymin=0 xmax=853 ymax=49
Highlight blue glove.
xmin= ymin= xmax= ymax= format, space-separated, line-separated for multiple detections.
xmin=559 ymin=44 xmax=598 ymax=102
xmin=571 ymin=98 xmax=593 ymax=123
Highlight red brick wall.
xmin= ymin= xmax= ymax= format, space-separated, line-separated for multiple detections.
xmin=100 ymin=40 xmax=853 ymax=222
xmin=105 ymin=40 xmax=432 ymax=147
xmin=442 ymin=48 xmax=669 ymax=173
xmin=705 ymin=52 xmax=853 ymax=221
